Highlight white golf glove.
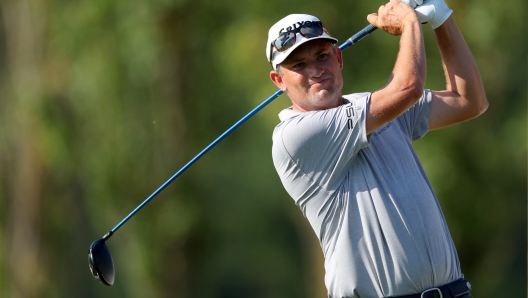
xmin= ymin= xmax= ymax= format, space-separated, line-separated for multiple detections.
xmin=400 ymin=0 xmax=453 ymax=29
xmin=401 ymin=0 xmax=423 ymax=8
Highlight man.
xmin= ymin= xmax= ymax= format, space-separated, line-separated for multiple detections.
xmin=267 ymin=0 xmax=488 ymax=297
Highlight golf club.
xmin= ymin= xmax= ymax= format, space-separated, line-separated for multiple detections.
xmin=88 ymin=23 xmax=377 ymax=286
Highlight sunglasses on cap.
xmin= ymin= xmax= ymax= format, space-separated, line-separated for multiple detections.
xmin=268 ymin=21 xmax=329 ymax=67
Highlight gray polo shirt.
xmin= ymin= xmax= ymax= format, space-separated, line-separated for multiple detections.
xmin=272 ymin=91 xmax=462 ymax=298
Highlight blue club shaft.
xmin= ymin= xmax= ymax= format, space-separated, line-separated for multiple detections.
xmin=107 ymin=24 xmax=377 ymax=237
xmin=339 ymin=24 xmax=377 ymax=51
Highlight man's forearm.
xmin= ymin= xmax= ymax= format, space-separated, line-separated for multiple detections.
xmin=366 ymin=1 xmax=428 ymax=134
xmin=391 ymin=17 xmax=427 ymax=95
xmin=434 ymin=16 xmax=488 ymax=112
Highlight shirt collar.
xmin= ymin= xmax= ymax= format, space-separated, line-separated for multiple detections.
xmin=277 ymin=97 xmax=350 ymax=121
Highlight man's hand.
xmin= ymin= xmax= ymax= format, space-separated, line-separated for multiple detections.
xmin=367 ymin=0 xmax=419 ymax=36
xmin=400 ymin=0 xmax=453 ymax=29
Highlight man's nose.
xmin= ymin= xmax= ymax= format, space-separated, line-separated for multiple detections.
xmin=307 ymin=61 xmax=324 ymax=77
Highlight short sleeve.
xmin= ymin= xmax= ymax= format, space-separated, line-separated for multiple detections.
xmin=396 ymin=89 xmax=433 ymax=141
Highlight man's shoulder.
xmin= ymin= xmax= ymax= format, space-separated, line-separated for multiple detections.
xmin=277 ymin=108 xmax=302 ymax=122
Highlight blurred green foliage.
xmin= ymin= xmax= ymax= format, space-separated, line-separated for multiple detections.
xmin=0 ymin=0 xmax=525 ymax=297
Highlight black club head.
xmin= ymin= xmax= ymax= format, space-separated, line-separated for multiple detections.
xmin=88 ymin=238 xmax=115 ymax=286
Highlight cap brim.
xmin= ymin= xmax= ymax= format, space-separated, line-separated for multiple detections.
xmin=271 ymin=35 xmax=338 ymax=70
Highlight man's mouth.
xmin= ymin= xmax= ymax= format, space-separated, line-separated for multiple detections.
xmin=311 ymin=78 xmax=330 ymax=88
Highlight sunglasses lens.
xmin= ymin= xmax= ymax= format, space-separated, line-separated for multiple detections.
xmin=300 ymin=24 xmax=324 ymax=38
xmin=274 ymin=32 xmax=297 ymax=51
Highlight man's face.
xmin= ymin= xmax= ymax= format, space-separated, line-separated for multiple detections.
xmin=270 ymin=40 xmax=344 ymax=112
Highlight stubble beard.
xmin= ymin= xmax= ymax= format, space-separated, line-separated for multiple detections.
xmin=307 ymin=80 xmax=343 ymax=110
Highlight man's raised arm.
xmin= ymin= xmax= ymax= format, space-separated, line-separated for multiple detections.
xmin=428 ymin=15 xmax=488 ymax=130
xmin=366 ymin=0 xmax=427 ymax=135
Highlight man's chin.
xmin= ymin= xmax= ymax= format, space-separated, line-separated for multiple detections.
xmin=314 ymin=89 xmax=341 ymax=103
xmin=311 ymin=96 xmax=342 ymax=110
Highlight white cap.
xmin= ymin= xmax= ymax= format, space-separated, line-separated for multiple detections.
xmin=266 ymin=14 xmax=338 ymax=70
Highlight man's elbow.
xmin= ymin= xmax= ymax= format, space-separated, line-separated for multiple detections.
xmin=408 ymin=82 xmax=425 ymax=104
xmin=388 ymin=73 xmax=425 ymax=105
xmin=476 ymin=95 xmax=489 ymax=116
xmin=467 ymin=79 xmax=488 ymax=117
xmin=467 ymin=95 xmax=489 ymax=119
xmin=477 ymin=97 xmax=489 ymax=115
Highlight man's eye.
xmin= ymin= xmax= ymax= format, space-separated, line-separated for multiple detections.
xmin=293 ymin=62 xmax=306 ymax=69
xmin=318 ymin=54 xmax=329 ymax=60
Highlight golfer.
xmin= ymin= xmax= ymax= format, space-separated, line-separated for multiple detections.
xmin=267 ymin=0 xmax=487 ymax=297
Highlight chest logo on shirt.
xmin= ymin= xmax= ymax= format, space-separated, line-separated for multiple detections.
xmin=374 ymin=122 xmax=392 ymax=136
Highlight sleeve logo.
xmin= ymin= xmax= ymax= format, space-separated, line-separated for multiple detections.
xmin=345 ymin=104 xmax=356 ymax=129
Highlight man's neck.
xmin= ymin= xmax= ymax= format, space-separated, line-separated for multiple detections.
xmin=291 ymin=97 xmax=345 ymax=112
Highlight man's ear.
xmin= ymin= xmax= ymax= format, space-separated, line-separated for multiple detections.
xmin=270 ymin=70 xmax=287 ymax=92
xmin=336 ymin=47 xmax=343 ymax=70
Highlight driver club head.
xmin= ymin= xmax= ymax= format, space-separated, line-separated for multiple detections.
xmin=88 ymin=238 xmax=115 ymax=286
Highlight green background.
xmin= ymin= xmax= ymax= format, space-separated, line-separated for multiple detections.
xmin=0 ymin=0 xmax=525 ymax=297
